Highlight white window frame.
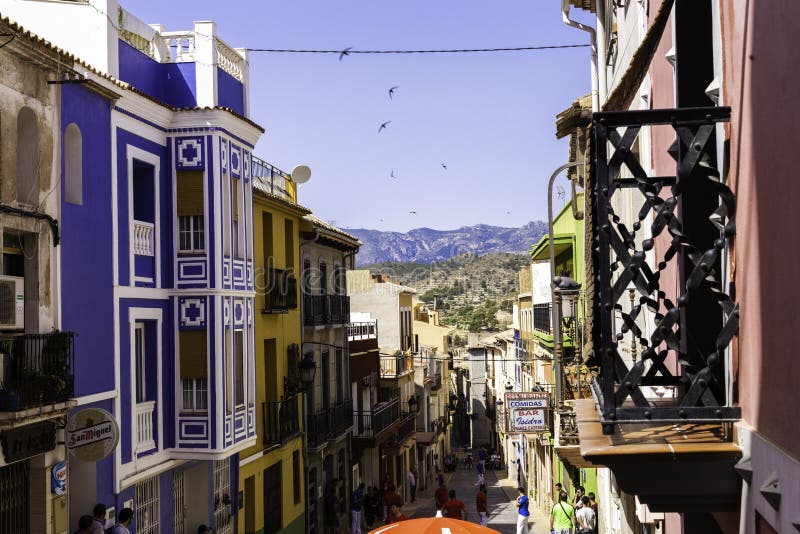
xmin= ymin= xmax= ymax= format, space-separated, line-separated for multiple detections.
xmin=182 ymin=377 xmax=208 ymax=412
xmin=127 ymin=145 xmax=161 ymax=287
xmin=135 ymin=323 xmax=146 ymax=403
xmin=178 ymin=214 xmax=205 ymax=252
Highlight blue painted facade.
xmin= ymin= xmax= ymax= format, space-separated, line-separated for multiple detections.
xmin=59 ymin=21 xmax=261 ymax=534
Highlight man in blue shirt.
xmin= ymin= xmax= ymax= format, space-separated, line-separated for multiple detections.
xmin=516 ymin=487 xmax=530 ymax=534
xmin=351 ymin=482 xmax=365 ymax=534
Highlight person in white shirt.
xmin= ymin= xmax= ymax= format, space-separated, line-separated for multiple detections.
xmin=576 ymin=497 xmax=596 ymax=534
xmin=408 ymin=468 xmax=417 ymax=502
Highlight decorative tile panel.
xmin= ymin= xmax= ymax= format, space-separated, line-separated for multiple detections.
xmin=175 ymin=136 xmax=205 ymax=170
xmin=177 ymin=256 xmax=207 ymax=289
xmin=223 ymin=298 xmax=231 ymax=327
xmin=230 ymin=144 xmax=241 ymax=178
xmin=224 ymin=414 xmax=233 ymax=446
xmin=179 ymin=297 xmax=206 ymax=329
xmin=220 ymin=138 xmax=229 ymax=174
xmin=234 ymin=407 xmax=247 ymax=440
xmin=247 ymin=405 xmax=255 ymax=436
xmin=178 ymin=416 xmax=209 ymax=442
xmin=246 ymin=261 xmax=253 ymax=290
xmin=246 ymin=298 xmax=252 ymax=327
xmin=232 ymin=259 xmax=246 ymax=291
xmin=222 ymin=257 xmax=231 ymax=289
xmin=233 ymin=299 xmax=244 ymax=328
xmin=242 ymin=150 xmax=250 ymax=183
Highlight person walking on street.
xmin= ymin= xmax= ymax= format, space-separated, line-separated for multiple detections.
xmin=408 ymin=468 xmax=417 ymax=502
xmin=442 ymin=489 xmax=467 ymax=520
xmin=351 ymin=482 xmax=365 ymax=534
xmin=435 ymin=482 xmax=449 ymax=514
xmin=576 ymin=497 xmax=596 ymax=534
xmin=515 ymin=487 xmax=530 ymax=534
xmin=476 ymin=484 xmax=488 ymax=526
xmin=551 ymin=491 xmax=576 ymax=534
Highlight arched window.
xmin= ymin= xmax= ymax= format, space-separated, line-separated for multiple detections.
xmin=64 ymin=123 xmax=83 ymax=205
xmin=17 ymin=107 xmax=39 ymax=206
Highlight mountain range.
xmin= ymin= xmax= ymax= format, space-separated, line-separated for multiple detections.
xmin=344 ymin=221 xmax=548 ymax=265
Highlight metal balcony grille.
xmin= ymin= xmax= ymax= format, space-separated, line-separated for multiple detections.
xmin=533 ymin=303 xmax=553 ymax=334
xmin=263 ymin=394 xmax=301 ymax=445
xmin=591 ymin=106 xmax=740 ymax=434
xmin=352 ymin=398 xmax=400 ymax=438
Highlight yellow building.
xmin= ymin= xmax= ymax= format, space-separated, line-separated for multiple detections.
xmin=237 ymin=159 xmax=310 ymax=534
xmin=412 ymin=301 xmax=453 ymax=354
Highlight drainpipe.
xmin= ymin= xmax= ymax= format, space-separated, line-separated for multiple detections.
xmin=547 ymin=162 xmax=583 ymax=407
xmin=562 ymin=0 xmax=601 ymax=111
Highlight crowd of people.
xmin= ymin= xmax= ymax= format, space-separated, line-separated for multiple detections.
xmin=73 ymin=504 xmax=212 ymax=534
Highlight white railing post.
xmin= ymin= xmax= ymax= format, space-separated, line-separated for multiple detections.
xmin=133 ymin=220 xmax=155 ymax=256
xmin=135 ymin=401 xmax=156 ymax=452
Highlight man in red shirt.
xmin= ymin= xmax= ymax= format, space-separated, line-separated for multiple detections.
xmin=383 ymin=483 xmax=403 ymax=516
xmin=442 ymin=490 xmax=467 ymax=521
xmin=435 ymin=482 xmax=449 ymax=513
xmin=385 ymin=504 xmax=410 ymax=524
xmin=476 ymin=484 xmax=488 ymax=526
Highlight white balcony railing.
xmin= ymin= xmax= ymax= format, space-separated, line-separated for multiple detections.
xmin=133 ymin=220 xmax=155 ymax=256
xmin=135 ymin=401 xmax=156 ymax=452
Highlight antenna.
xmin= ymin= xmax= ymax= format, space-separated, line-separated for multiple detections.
xmin=291 ymin=165 xmax=312 ymax=184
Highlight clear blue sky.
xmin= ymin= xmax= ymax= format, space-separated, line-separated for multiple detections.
xmin=129 ymin=1 xmax=593 ymax=231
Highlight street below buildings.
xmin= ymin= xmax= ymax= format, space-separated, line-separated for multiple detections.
xmin=402 ymin=467 xmax=550 ymax=534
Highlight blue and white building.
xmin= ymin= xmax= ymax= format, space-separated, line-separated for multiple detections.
xmin=3 ymin=2 xmax=262 ymax=532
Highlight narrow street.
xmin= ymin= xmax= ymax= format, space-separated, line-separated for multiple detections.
xmin=402 ymin=468 xmax=550 ymax=534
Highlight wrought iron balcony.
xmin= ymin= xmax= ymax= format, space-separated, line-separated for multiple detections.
xmin=0 ymin=332 xmax=75 ymax=412
xmin=262 ymin=268 xmax=298 ymax=313
xmin=396 ymin=411 xmax=416 ymax=444
xmin=306 ymin=408 xmax=331 ymax=449
xmin=590 ymin=106 xmax=739 ymax=434
xmin=429 ymin=373 xmax=442 ymax=390
xmin=332 ymin=398 xmax=354 ymax=438
xmin=302 ymin=294 xmax=326 ymax=326
xmin=252 ymin=155 xmax=296 ymax=203
xmin=262 ymin=394 xmax=301 ymax=445
xmin=352 ymin=398 xmax=399 ymax=438
xmin=327 ymin=295 xmax=350 ymax=324
xmin=533 ymin=303 xmax=552 ymax=335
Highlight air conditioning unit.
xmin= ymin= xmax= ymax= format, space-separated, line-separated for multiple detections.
xmin=0 ymin=275 xmax=24 ymax=330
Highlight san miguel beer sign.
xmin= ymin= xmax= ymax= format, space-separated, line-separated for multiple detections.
xmin=504 ymin=392 xmax=550 ymax=434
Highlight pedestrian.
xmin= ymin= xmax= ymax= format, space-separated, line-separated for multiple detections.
xmin=576 ymin=497 xmax=596 ymax=534
xmin=323 ymin=480 xmax=339 ymax=534
xmin=515 ymin=487 xmax=530 ymax=534
xmin=351 ymin=482 xmax=365 ymax=534
xmin=442 ymin=489 xmax=466 ymax=520
xmin=385 ymin=504 xmax=410 ymax=523
xmin=110 ymin=508 xmax=133 ymax=534
xmin=74 ymin=515 xmax=94 ymax=534
xmin=364 ymin=486 xmax=379 ymax=527
xmin=476 ymin=484 xmax=488 ymax=526
xmin=474 ymin=470 xmax=484 ymax=487
xmin=435 ymin=481 xmax=449 ymax=513
xmin=466 ymin=454 xmax=473 ymax=469
xmin=436 ymin=469 xmax=445 ymax=486
xmin=384 ymin=482 xmax=403 ymax=520
xmin=197 ymin=525 xmax=212 ymax=534
xmin=554 ymin=482 xmax=563 ymax=499
xmin=408 ymin=468 xmax=417 ymax=502
xmin=587 ymin=492 xmax=599 ymax=534
xmin=89 ymin=504 xmax=106 ymax=534
xmin=573 ymin=486 xmax=585 ymax=509
xmin=478 ymin=448 xmax=488 ymax=469
xmin=550 ymin=491 xmax=576 ymax=534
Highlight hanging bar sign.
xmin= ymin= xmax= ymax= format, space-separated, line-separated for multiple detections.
xmin=504 ymin=392 xmax=550 ymax=433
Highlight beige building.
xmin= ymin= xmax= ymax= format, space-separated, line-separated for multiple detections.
xmin=412 ymin=301 xmax=453 ymax=354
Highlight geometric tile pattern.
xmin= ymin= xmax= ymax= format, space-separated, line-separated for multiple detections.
xmin=176 ymin=136 xmax=205 ymax=170
xmin=223 ymin=298 xmax=231 ymax=327
xmin=179 ymin=297 xmax=206 ymax=329
xmin=233 ymin=299 xmax=244 ymax=328
xmin=230 ymin=144 xmax=241 ymax=178
xmin=220 ymin=138 xmax=229 ymax=174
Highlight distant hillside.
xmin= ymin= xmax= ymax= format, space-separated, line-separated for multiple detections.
xmin=361 ymin=252 xmax=529 ymax=332
xmin=345 ymin=221 xmax=547 ymax=265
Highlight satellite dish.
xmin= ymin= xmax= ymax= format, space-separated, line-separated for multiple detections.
xmin=291 ymin=165 xmax=312 ymax=184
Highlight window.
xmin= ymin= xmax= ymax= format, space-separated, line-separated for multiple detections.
xmin=135 ymin=476 xmax=160 ymax=534
xmin=292 ymin=451 xmax=301 ymax=504
xmin=180 ymin=330 xmax=207 ymax=411
xmin=235 ymin=330 xmax=245 ymax=406
xmin=232 ymin=178 xmax=242 ymax=258
xmin=135 ymin=323 xmax=146 ymax=403
xmin=319 ymin=262 xmax=328 ymax=295
xmin=64 ymin=123 xmax=82 ymax=205
xmin=182 ymin=378 xmax=208 ymax=412
xmin=178 ymin=215 xmax=204 ymax=251
xmin=302 ymin=259 xmax=312 ymax=295
xmin=284 ymin=220 xmax=294 ymax=269
xmin=335 ymin=349 xmax=344 ymax=404
xmin=17 ymin=107 xmax=39 ymax=206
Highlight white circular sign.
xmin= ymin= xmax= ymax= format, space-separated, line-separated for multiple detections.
xmin=66 ymin=407 xmax=120 ymax=462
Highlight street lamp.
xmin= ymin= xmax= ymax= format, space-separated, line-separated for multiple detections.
xmin=408 ymin=395 xmax=420 ymax=414
xmin=553 ymin=272 xmax=581 ymax=406
xmin=299 ymin=352 xmax=316 ymax=390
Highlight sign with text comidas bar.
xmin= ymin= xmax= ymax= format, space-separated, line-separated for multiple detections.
xmin=504 ymin=392 xmax=550 ymax=433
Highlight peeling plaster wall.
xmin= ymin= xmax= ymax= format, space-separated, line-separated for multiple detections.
xmin=0 ymin=46 xmax=60 ymax=332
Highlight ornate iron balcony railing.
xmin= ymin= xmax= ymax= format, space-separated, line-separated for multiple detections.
xmin=262 ymin=268 xmax=298 ymax=313
xmin=262 ymin=394 xmax=301 ymax=445
xmin=591 ymin=106 xmax=740 ymax=434
xmin=352 ymin=398 xmax=399 ymax=438
xmin=0 ymin=332 xmax=75 ymax=411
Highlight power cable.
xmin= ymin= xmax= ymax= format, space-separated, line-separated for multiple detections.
xmin=246 ymin=44 xmax=591 ymax=55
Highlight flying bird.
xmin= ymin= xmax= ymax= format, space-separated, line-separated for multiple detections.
xmin=409 ymin=211 xmax=417 ymax=215
xmin=388 ymin=86 xmax=399 ymax=99
xmin=378 ymin=121 xmax=392 ymax=134
xmin=506 ymin=211 xmax=512 ymax=215
xmin=338 ymin=47 xmax=352 ymax=61
xmin=390 ymin=170 xmax=397 ymax=179
xmin=441 ymin=163 xmax=448 ymax=170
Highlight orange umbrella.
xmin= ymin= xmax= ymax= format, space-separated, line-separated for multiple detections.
xmin=369 ymin=518 xmax=501 ymax=534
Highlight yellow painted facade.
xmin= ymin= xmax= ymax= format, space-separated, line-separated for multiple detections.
xmin=237 ymin=188 xmax=311 ymax=534
xmin=412 ymin=301 xmax=453 ymax=354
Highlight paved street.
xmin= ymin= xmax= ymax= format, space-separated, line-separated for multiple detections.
xmin=402 ymin=468 xmax=550 ymax=534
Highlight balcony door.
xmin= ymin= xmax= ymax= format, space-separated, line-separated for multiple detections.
xmin=263 ymin=463 xmax=282 ymax=534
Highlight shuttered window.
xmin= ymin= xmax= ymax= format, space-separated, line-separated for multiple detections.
xmin=180 ymin=330 xmax=207 ymax=380
xmin=177 ymin=171 xmax=204 ymax=216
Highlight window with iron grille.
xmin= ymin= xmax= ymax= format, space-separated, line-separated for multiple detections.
xmin=173 ymin=471 xmax=185 ymax=534
xmin=178 ymin=215 xmax=204 ymax=252
xmin=0 ymin=461 xmax=28 ymax=533
xmin=214 ymin=459 xmax=234 ymax=534
xmin=182 ymin=378 xmax=208 ymax=411
xmin=135 ymin=476 xmax=160 ymax=534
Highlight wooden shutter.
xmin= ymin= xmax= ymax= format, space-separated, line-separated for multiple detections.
xmin=177 ymin=171 xmax=204 ymax=216
xmin=180 ymin=330 xmax=207 ymax=379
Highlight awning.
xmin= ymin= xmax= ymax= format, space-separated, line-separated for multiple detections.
xmin=415 ymin=432 xmax=436 ymax=445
